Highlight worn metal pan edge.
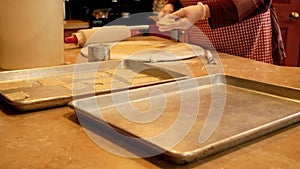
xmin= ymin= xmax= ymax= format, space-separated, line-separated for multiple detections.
xmin=162 ymin=112 xmax=300 ymax=164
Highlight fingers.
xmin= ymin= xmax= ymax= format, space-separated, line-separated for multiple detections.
xmin=149 ymin=15 xmax=159 ymax=22
xmin=157 ymin=12 xmax=166 ymax=20
xmin=171 ymin=8 xmax=186 ymax=18
xmin=163 ymin=4 xmax=175 ymax=14
xmin=157 ymin=14 xmax=177 ymax=26
xmin=157 ymin=18 xmax=193 ymax=32
xmin=157 ymin=4 xmax=174 ymax=20
xmin=156 ymin=5 xmax=193 ymax=32
xmin=157 ymin=23 xmax=176 ymax=32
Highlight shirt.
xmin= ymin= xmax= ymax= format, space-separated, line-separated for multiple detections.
xmin=168 ymin=0 xmax=286 ymax=65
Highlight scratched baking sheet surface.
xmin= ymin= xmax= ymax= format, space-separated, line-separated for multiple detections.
xmin=71 ymin=74 xmax=300 ymax=164
xmin=0 ymin=60 xmax=187 ymax=111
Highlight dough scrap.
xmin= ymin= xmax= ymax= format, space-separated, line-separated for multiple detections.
xmin=104 ymin=69 xmax=117 ymax=75
xmin=5 ymin=91 xmax=30 ymax=101
xmin=0 ymin=80 xmax=32 ymax=90
xmin=62 ymin=83 xmax=88 ymax=90
xmin=130 ymin=77 xmax=161 ymax=85
xmin=94 ymin=77 xmax=115 ymax=84
xmin=37 ymin=77 xmax=65 ymax=86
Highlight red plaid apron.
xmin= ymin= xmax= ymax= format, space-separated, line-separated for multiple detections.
xmin=181 ymin=0 xmax=273 ymax=64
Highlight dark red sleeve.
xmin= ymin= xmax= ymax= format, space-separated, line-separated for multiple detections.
xmin=206 ymin=0 xmax=238 ymax=29
xmin=207 ymin=0 xmax=271 ymax=29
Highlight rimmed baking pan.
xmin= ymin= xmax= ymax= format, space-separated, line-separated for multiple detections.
xmin=0 ymin=60 xmax=188 ymax=111
xmin=70 ymin=74 xmax=300 ymax=164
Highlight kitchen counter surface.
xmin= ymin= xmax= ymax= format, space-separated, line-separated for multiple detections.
xmin=1 ymin=39 xmax=300 ymax=169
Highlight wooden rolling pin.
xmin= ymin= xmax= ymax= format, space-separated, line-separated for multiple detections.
xmin=65 ymin=25 xmax=147 ymax=47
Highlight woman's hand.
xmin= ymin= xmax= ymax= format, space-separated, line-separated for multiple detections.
xmin=157 ymin=4 xmax=175 ymax=20
xmin=157 ymin=2 xmax=209 ymax=32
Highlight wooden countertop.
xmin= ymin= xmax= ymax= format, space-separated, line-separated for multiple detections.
xmin=64 ymin=20 xmax=89 ymax=30
xmin=1 ymin=37 xmax=300 ymax=169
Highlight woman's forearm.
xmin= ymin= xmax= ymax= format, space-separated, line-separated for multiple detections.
xmin=167 ymin=0 xmax=271 ymax=29
xmin=207 ymin=0 xmax=271 ymax=28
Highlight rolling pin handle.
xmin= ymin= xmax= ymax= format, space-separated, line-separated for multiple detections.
xmin=64 ymin=36 xmax=78 ymax=43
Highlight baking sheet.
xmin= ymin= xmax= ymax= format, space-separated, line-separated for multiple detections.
xmin=0 ymin=60 xmax=188 ymax=111
xmin=71 ymin=74 xmax=300 ymax=164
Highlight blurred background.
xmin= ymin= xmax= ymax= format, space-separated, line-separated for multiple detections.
xmin=64 ymin=0 xmax=155 ymax=26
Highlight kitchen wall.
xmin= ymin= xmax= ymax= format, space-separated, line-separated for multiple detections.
xmin=66 ymin=0 xmax=154 ymax=21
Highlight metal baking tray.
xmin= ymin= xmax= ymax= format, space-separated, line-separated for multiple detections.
xmin=0 ymin=60 xmax=188 ymax=111
xmin=70 ymin=74 xmax=300 ymax=164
